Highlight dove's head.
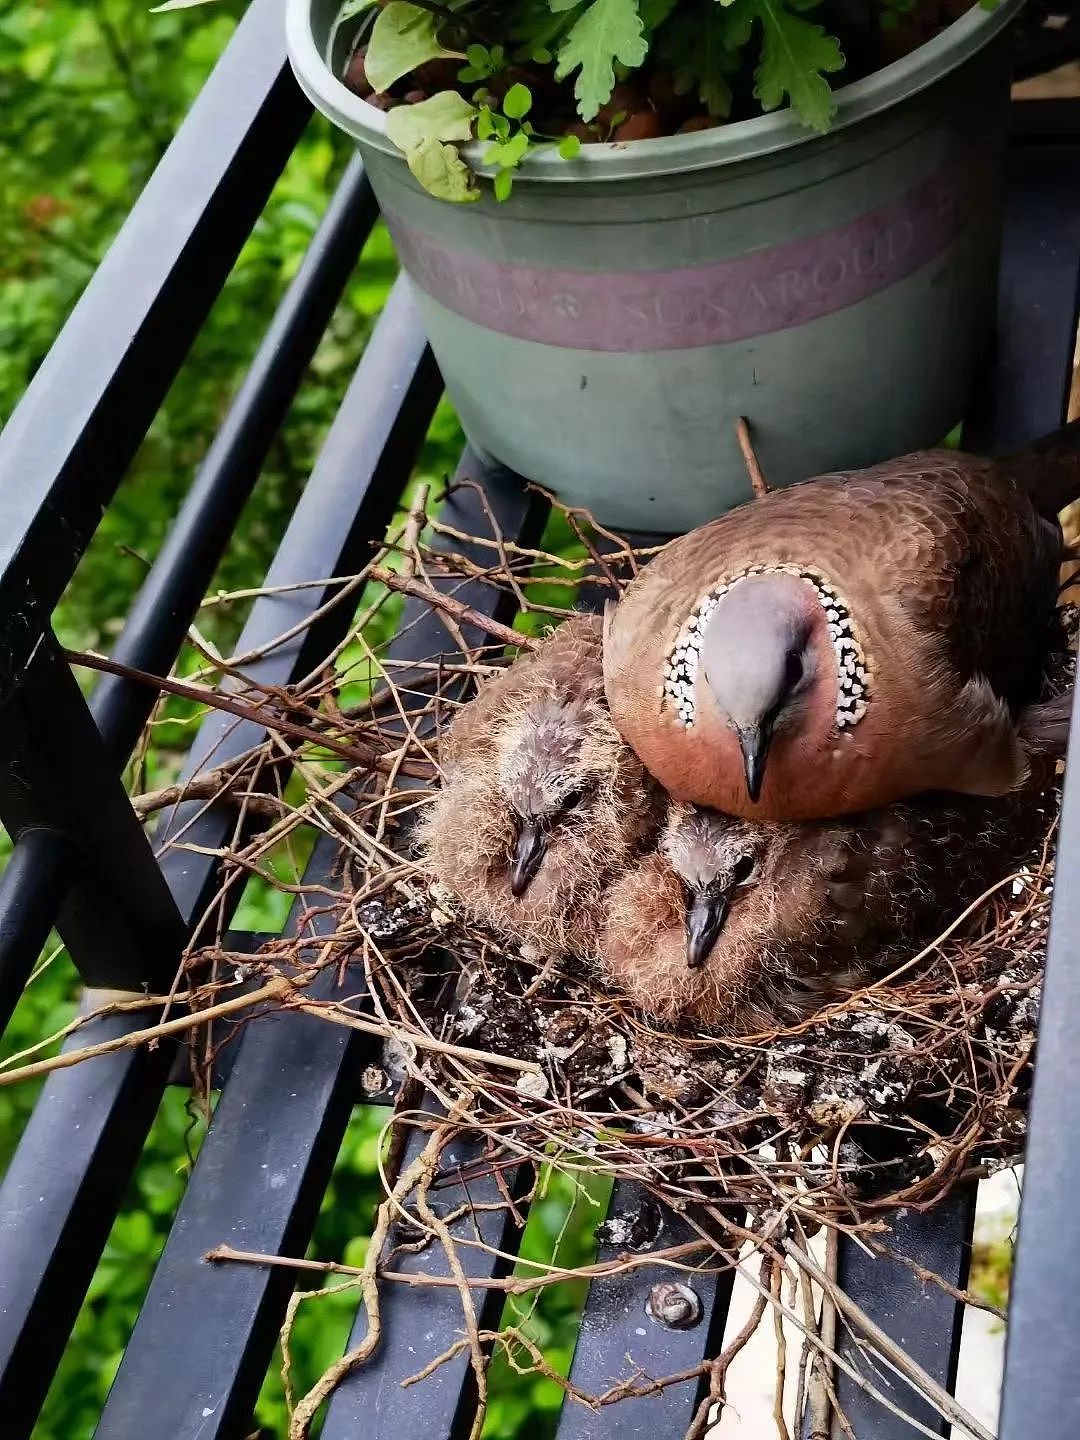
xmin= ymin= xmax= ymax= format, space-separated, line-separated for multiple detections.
xmin=496 ymin=695 xmax=623 ymax=898
xmin=422 ymin=680 xmax=661 ymax=959
xmin=660 ymin=804 xmax=767 ymax=969
xmin=700 ymin=573 xmax=828 ymax=804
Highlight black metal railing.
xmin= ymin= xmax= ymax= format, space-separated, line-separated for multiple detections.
xmin=1 ymin=3 xmax=1079 ymax=1437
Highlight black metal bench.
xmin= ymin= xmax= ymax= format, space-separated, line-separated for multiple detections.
xmin=2 ymin=4 xmax=1080 ymax=1436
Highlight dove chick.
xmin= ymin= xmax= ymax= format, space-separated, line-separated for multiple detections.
xmin=599 ymin=791 xmax=1047 ymax=1034
xmin=604 ymin=432 xmax=1080 ymax=821
xmin=419 ymin=614 xmax=662 ymax=959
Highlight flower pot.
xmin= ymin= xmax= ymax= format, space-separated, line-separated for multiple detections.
xmin=287 ymin=0 xmax=1024 ymax=533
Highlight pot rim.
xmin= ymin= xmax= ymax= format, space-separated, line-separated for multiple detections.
xmin=286 ymin=0 xmax=1025 ymax=183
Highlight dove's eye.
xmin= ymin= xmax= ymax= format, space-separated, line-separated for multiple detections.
xmin=733 ymin=854 xmax=759 ymax=886
xmin=560 ymin=785 xmax=589 ymax=813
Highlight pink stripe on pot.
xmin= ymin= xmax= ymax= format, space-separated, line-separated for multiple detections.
xmin=385 ymin=167 xmax=981 ymax=353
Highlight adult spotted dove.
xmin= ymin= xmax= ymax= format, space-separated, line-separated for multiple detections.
xmin=599 ymin=786 xmax=1050 ymax=1033
xmin=419 ymin=613 xmax=662 ymax=958
xmin=604 ymin=432 xmax=1080 ymax=821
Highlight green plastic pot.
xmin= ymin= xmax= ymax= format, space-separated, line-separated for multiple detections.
xmin=287 ymin=0 xmax=1025 ymax=532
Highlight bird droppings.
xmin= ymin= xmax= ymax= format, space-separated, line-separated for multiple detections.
xmin=663 ymin=565 xmax=871 ymax=731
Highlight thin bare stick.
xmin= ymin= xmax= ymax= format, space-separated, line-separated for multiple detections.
xmin=805 ymin=1225 xmax=839 ymax=1440
xmin=366 ymin=565 xmax=536 ymax=652
xmin=65 ymin=648 xmax=431 ymax=777
xmin=736 ymin=416 xmax=769 ymax=499
xmin=783 ymin=1239 xmax=994 ymax=1440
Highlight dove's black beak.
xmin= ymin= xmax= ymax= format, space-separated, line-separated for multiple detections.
xmin=510 ymin=819 xmax=547 ymax=898
xmin=737 ymin=721 xmax=772 ymax=805
xmin=686 ymin=890 xmax=729 ymax=970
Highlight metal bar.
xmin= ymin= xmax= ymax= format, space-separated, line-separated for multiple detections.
xmin=155 ymin=276 xmax=440 ymax=933
xmin=95 ymin=461 xmax=546 ymax=1440
xmin=998 ymin=709 xmax=1080 ymax=1440
xmin=92 ymin=152 xmax=379 ymax=766
xmin=964 ymin=137 xmax=1080 ymax=453
xmin=0 ymin=631 xmax=187 ymax=994
xmin=0 ymin=1010 xmax=178 ymax=1440
xmin=322 ymin=1113 xmax=527 ymax=1440
xmin=0 ymin=0 xmax=309 ymax=654
xmin=996 ymin=137 xmax=1080 ymax=1437
xmin=0 ymin=153 xmax=378 ymax=1031
xmin=0 ymin=829 xmax=73 ymax=1035
xmin=557 ymin=1185 xmax=738 ymax=1439
xmin=0 ymin=286 xmax=438 ymax=1440
xmin=317 ymin=466 xmax=548 ymax=1440
xmin=827 ymin=1189 xmax=977 ymax=1439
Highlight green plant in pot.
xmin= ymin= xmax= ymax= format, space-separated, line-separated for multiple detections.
xmin=283 ymin=0 xmax=1021 ymax=532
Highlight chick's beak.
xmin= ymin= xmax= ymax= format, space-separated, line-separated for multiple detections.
xmin=686 ymin=890 xmax=729 ymax=970
xmin=737 ymin=721 xmax=773 ymax=805
xmin=510 ymin=818 xmax=547 ymax=898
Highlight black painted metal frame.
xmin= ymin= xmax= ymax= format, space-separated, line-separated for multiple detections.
xmin=1 ymin=3 xmax=1079 ymax=1437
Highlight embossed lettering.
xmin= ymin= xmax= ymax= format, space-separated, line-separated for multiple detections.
xmin=384 ymin=164 xmax=984 ymax=353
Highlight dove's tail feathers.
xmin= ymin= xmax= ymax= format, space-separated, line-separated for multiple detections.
xmin=1019 ymin=687 xmax=1075 ymax=759
xmin=1008 ymin=418 xmax=1080 ymax=517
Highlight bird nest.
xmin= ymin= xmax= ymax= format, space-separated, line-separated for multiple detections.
xmin=12 ymin=478 xmax=1065 ymax=1439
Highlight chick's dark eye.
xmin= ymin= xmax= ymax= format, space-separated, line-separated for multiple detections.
xmin=784 ymin=651 xmax=803 ymax=690
xmin=733 ymin=854 xmax=757 ymax=885
xmin=561 ymin=786 xmax=588 ymax=813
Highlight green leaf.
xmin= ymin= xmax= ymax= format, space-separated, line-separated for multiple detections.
xmin=656 ymin=3 xmax=745 ymax=115
xmin=558 ymin=133 xmax=583 ymax=158
xmin=485 ymin=130 xmax=530 ymax=168
xmin=365 ymin=2 xmax=462 ymax=95
xmin=553 ymin=0 xmax=648 ymax=122
xmin=385 ymin=92 xmax=480 ymax=203
xmin=737 ymin=0 xmax=845 ymax=132
xmin=503 ymin=82 xmax=533 ymax=120
xmin=494 ymin=168 xmax=514 ymax=201
xmin=403 ymin=136 xmax=481 ymax=202
xmin=384 ymin=89 xmax=478 ymax=149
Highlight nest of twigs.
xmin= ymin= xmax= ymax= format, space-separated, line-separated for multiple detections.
xmin=10 ymin=478 xmax=1061 ymax=1439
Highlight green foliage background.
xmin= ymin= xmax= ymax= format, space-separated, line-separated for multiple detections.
xmin=0 ymin=3 xmax=598 ymax=1434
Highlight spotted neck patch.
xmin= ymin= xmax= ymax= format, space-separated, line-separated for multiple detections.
xmin=662 ymin=566 xmax=871 ymax=732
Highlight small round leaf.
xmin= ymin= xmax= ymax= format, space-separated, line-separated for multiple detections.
xmin=503 ymin=83 xmax=533 ymax=121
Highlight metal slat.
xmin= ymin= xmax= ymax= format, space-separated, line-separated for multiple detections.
xmin=92 ymin=152 xmax=380 ymax=767
xmin=557 ymin=1184 xmax=737 ymax=1440
xmin=0 ymin=0 xmax=309 ymax=648
xmin=96 ymin=461 xmax=547 ymax=1440
xmin=0 ymin=830 xmax=74 ymax=1035
xmin=827 ymin=1190 xmax=977 ymax=1439
xmin=994 ymin=127 xmax=1080 ymax=1440
xmin=155 ymin=277 xmax=440 ymax=931
xmin=0 ymin=631 xmax=188 ymax=994
xmin=825 ymin=124 xmax=1080 ymax=1440
xmin=0 ymin=155 xmax=379 ymax=1028
xmin=322 ymin=1114 xmax=526 ymax=1440
xmin=318 ymin=467 xmax=549 ymax=1440
xmin=965 ymin=126 xmax=1080 ymax=453
xmin=998 ymin=706 xmax=1080 ymax=1439
xmin=0 ymin=286 xmax=439 ymax=1440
